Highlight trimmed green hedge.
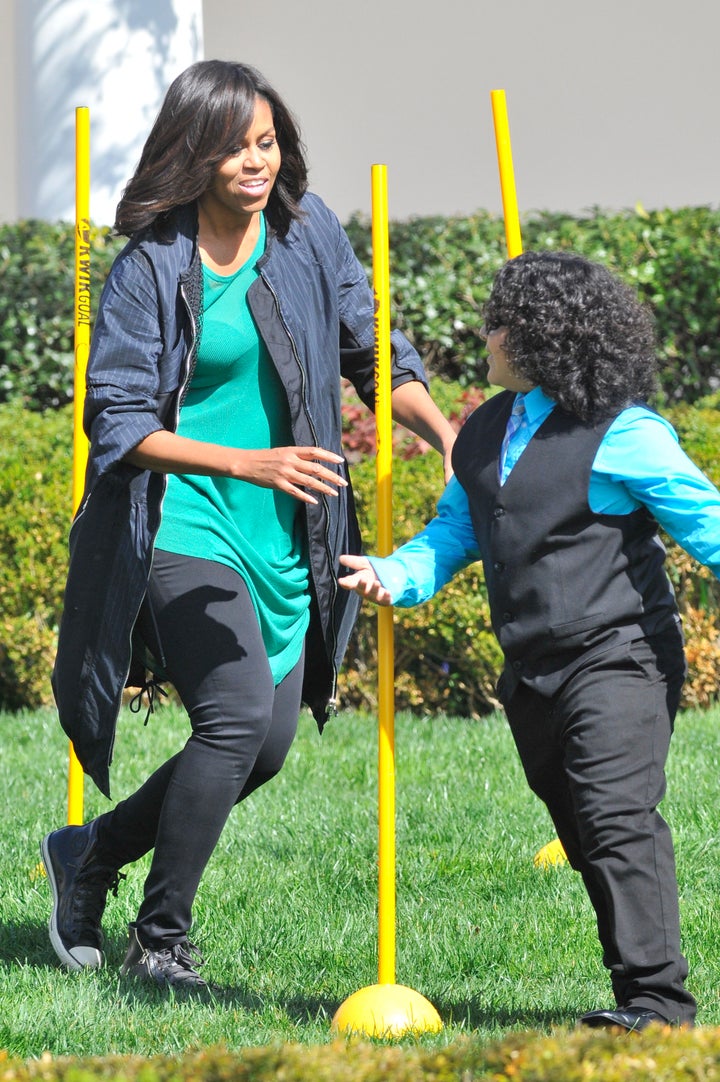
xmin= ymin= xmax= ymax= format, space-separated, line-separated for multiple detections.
xmin=2 ymin=206 xmax=720 ymax=409
xmin=0 ymin=385 xmax=501 ymax=715
xmin=0 ymin=220 xmax=120 ymax=409
xmin=0 ymin=403 xmax=71 ymax=709
xmin=4 ymin=1028 xmax=720 ymax=1082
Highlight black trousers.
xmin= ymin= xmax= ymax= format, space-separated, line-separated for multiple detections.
xmin=97 ymin=550 xmax=305 ymax=948
xmin=503 ymin=631 xmax=696 ymax=1023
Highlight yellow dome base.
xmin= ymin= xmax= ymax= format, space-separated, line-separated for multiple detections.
xmin=533 ymin=837 xmax=569 ymax=868
xmin=331 ymin=983 xmax=442 ymax=1038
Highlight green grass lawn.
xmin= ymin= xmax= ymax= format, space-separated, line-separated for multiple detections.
xmin=1 ymin=700 xmax=719 ymax=1058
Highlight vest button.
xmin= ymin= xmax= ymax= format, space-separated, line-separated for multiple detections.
xmin=493 ymin=507 xmax=505 ymax=518
xmin=512 ymin=660 xmax=523 ymax=671
xmin=503 ymin=611 xmax=514 ymax=622
xmin=493 ymin=561 xmax=505 ymax=572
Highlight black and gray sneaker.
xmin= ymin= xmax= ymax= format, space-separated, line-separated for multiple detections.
xmin=40 ymin=820 xmax=124 ymax=970
xmin=120 ymin=924 xmax=210 ymax=989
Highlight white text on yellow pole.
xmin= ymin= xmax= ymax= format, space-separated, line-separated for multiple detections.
xmin=68 ymin=105 xmax=90 ymax=826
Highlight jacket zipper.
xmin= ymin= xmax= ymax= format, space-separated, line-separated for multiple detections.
xmin=177 ymin=277 xmax=199 ymax=413
xmin=259 ymin=269 xmax=340 ymax=713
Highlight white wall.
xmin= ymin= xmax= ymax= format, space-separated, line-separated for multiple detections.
xmin=203 ymin=0 xmax=720 ymax=224
xmin=0 ymin=0 xmax=17 ymax=222
xmin=14 ymin=0 xmax=203 ymax=225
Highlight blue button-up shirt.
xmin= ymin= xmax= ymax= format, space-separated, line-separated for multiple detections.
xmin=371 ymin=387 xmax=720 ymax=606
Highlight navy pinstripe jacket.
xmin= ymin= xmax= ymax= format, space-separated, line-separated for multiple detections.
xmin=52 ymin=192 xmax=428 ymax=796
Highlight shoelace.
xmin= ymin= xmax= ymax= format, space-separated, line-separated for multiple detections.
xmin=168 ymin=940 xmax=205 ymax=972
xmin=148 ymin=940 xmax=206 ymax=982
xmin=71 ymin=867 xmax=127 ymax=935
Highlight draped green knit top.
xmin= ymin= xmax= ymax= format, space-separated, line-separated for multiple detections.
xmin=154 ymin=217 xmax=310 ymax=684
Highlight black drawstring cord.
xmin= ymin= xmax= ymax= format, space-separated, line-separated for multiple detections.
xmin=128 ymin=679 xmax=168 ymax=726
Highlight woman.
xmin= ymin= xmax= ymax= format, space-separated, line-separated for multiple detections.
xmin=42 ymin=60 xmax=456 ymax=988
xmin=341 ymin=251 xmax=720 ymax=1030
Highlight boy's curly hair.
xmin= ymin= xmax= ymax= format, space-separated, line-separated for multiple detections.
xmin=482 ymin=251 xmax=659 ymax=422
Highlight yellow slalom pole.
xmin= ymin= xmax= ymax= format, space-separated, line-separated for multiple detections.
xmin=67 ymin=106 xmax=91 ymax=826
xmin=490 ymin=89 xmax=523 ymax=258
xmin=331 ymin=166 xmax=441 ymax=1037
xmin=371 ymin=164 xmax=396 ymax=986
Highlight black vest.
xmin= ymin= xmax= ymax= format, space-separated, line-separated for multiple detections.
xmin=452 ymin=391 xmax=679 ymax=700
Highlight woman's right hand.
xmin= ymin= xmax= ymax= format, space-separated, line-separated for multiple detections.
xmin=236 ymin=446 xmax=348 ymax=504
xmin=124 ymin=431 xmax=347 ymax=505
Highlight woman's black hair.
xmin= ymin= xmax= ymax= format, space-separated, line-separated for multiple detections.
xmin=115 ymin=60 xmax=308 ymax=238
xmin=483 ymin=250 xmax=659 ymax=422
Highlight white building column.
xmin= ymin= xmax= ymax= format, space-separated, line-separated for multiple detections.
xmin=16 ymin=0 xmax=203 ymax=226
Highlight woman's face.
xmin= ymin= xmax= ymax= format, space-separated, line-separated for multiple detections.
xmin=483 ymin=326 xmax=534 ymax=392
xmin=202 ymin=96 xmax=281 ymax=223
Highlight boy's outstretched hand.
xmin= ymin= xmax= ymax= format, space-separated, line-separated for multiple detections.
xmin=338 ymin=555 xmax=393 ymax=606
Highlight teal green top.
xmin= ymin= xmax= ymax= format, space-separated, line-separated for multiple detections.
xmin=155 ymin=216 xmax=310 ymax=684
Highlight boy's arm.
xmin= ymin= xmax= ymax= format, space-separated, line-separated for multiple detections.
xmin=593 ymin=409 xmax=720 ymax=578
xmin=339 ymin=476 xmax=481 ymax=606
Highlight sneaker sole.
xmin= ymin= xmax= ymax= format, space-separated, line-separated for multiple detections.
xmin=40 ymin=833 xmax=105 ymax=971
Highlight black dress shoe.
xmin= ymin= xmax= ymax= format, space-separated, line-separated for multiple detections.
xmin=580 ymin=1007 xmax=668 ymax=1032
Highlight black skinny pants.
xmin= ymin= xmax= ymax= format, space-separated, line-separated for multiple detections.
xmin=504 ymin=631 xmax=696 ymax=1024
xmin=97 ymin=550 xmax=305 ymax=947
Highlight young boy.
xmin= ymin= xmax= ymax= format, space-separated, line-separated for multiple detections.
xmin=340 ymin=250 xmax=720 ymax=1031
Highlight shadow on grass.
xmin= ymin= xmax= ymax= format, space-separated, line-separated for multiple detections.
xmin=1 ymin=923 xmax=578 ymax=1033
xmin=434 ymin=998 xmax=578 ymax=1032
xmin=0 ymin=924 xmax=279 ymax=1014
xmin=114 ymin=981 xmax=358 ymax=1026
xmin=114 ymin=980 xmax=264 ymax=1011
xmin=281 ymin=994 xmax=577 ymax=1035
xmin=0 ymin=920 xmax=55 ymax=967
